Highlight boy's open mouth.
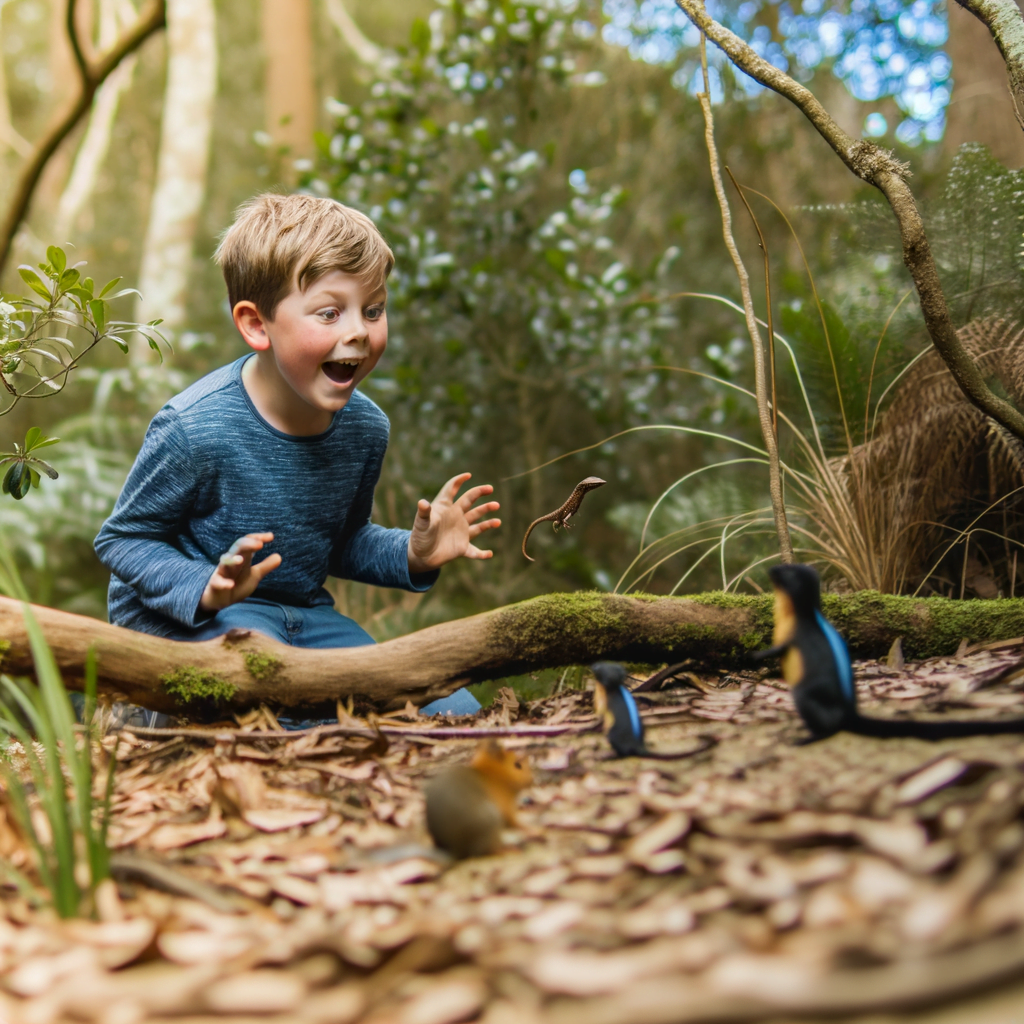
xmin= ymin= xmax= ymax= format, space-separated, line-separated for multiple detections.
xmin=322 ymin=359 xmax=360 ymax=385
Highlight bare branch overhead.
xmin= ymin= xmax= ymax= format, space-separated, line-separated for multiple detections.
xmin=673 ymin=0 xmax=1024 ymax=445
xmin=0 ymin=0 xmax=167 ymax=275
xmin=323 ymin=0 xmax=382 ymax=66
xmin=954 ymin=0 xmax=1024 ymax=132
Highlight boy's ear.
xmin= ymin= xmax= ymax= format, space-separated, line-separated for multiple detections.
xmin=233 ymin=300 xmax=271 ymax=352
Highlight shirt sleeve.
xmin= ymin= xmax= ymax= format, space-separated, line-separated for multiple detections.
xmin=328 ymin=431 xmax=439 ymax=593
xmin=93 ymin=408 xmax=216 ymax=627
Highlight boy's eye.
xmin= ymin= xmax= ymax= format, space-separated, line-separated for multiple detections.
xmin=365 ymin=305 xmax=385 ymax=321
xmin=319 ymin=309 xmax=340 ymax=321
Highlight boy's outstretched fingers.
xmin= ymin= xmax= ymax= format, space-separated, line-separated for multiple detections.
xmin=201 ymin=532 xmax=282 ymax=611
xmin=409 ymin=472 xmax=503 ymax=571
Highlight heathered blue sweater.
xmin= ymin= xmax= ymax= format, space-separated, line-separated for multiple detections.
xmin=94 ymin=356 xmax=435 ymax=639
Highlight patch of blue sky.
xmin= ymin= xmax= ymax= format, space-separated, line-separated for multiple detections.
xmin=602 ymin=0 xmax=950 ymax=144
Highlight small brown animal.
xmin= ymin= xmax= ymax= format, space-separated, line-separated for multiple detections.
xmin=522 ymin=476 xmax=606 ymax=561
xmin=425 ymin=740 xmax=533 ymax=858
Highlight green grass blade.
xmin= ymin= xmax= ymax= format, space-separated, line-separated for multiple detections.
xmin=0 ymin=533 xmax=30 ymax=602
xmin=19 ymin=608 xmax=87 ymax=915
xmin=96 ymin=747 xmax=117 ymax=880
xmin=0 ymin=759 xmax=56 ymax=903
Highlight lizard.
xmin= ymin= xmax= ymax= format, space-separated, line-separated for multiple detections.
xmin=522 ymin=476 xmax=606 ymax=562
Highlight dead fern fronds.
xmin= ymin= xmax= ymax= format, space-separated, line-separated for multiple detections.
xmin=822 ymin=317 xmax=1024 ymax=594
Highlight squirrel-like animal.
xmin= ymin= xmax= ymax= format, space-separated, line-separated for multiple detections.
xmin=761 ymin=563 xmax=1024 ymax=741
xmin=425 ymin=740 xmax=533 ymax=858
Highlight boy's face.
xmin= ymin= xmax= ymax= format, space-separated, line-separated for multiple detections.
xmin=237 ymin=269 xmax=388 ymax=417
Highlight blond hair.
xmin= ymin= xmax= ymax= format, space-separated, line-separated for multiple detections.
xmin=215 ymin=193 xmax=394 ymax=319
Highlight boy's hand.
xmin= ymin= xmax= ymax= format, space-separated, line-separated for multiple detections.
xmin=199 ymin=532 xmax=282 ymax=613
xmin=408 ymin=473 xmax=501 ymax=574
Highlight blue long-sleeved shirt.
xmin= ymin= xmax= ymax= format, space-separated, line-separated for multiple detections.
xmin=94 ymin=355 xmax=435 ymax=639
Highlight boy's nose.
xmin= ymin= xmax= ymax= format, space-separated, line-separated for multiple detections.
xmin=340 ymin=311 xmax=370 ymax=344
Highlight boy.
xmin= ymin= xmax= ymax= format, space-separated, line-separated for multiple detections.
xmin=95 ymin=194 xmax=499 ymax=716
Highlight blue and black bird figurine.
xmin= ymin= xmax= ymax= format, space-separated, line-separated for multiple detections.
xmin=591 ymin=662 xmax=715 ymax=759
xmin=591 ymin=662 xmax=648 ymax=757
xmin=760 ymin=562 xmax=1024 ymax=741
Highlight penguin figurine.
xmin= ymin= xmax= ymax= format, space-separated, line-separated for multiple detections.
xmin=761 ymin=562 xmax=1024 ymax=741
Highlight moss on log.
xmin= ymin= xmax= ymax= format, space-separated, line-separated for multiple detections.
xmin=0 ymin=591 xmax=1021 ymax=716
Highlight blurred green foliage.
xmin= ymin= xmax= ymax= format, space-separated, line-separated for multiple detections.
xmin=1 ymin=0 xmax=1022 ymax=631
xmin=306 ymin=0 xmax=693 ymax=609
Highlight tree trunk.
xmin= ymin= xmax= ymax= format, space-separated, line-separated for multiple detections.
xmin=4 ymin=591 xmax=1024 ymax=717
xmin=133 ymin=0 xmax=216 ymax=346
xmin=946 ymin=0 xmax=1024 ymax=167
xmin=262 ymin=0 xmax=317 ymax=160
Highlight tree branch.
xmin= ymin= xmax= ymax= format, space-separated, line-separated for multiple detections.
xmin=4 ymin=591 xmax=1024 ymax=717
xmin=955 ymin=0 xmax=1024 ymax=132
xmin=65 ymin=0 xmax=91 ymax=81
xmin=0 ymin=0 xmax=166 ymax=275
xmin=696 ymin=37 xmax=792 ymax=561
xmin=322 ymin=0 xmax=382 ymax=66
xmin=673 ymin=0 xmax=1024 ymax=445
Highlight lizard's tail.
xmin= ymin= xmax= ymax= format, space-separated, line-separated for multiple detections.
xmin=521 ymin=519 xmax=543 ymax=561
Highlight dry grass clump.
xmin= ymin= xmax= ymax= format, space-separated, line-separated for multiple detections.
xmin=613 ymin=312 xmax=1024 ymax=598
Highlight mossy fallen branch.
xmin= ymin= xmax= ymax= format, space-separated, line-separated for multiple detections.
xmin=0 ymin=592 xmax=1021 ymax=717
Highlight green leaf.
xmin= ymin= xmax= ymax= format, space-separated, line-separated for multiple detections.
xmin=89 ymin=299 xmax=107 ymax=332
xmin=17 ymin=268 xmax=52 ymax=301
xmin=23 ymin=427 xmax=40 ymax=450
xmin=410 ymin=16 xmax=430 ymax=54
xmin=46 ymin=246 xmax=66 ymax=276
xmin=98 ymin=277 xmax=122 ymax=298
xmin=14 ymin=464 xmax=30 ymax=499
xmin=67 ymin=286 xmax=93 ymax=302
xmin=28 ymin=458 xmax=57 ymax=479
xmin=544 ymin=248 xmax=568 ymax=272
xmin=28 ymin=434 xmax=60 ymax=451
xmin=58 ymin=269 xmax=81 ymax=292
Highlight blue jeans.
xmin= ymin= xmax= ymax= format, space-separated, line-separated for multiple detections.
xmin=191 ymin=598 xmax=481 ymax=717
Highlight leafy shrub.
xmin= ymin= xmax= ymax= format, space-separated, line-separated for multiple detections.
xmin=0 ymin=245 xmax=166 ymax=501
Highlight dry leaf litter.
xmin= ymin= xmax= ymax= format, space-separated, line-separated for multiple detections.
xmin=3 ymin=643 xmax=1024 ymax=1022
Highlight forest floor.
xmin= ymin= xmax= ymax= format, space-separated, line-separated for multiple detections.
xmin=4 ymin=644 xmax=1024 ymax=1023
